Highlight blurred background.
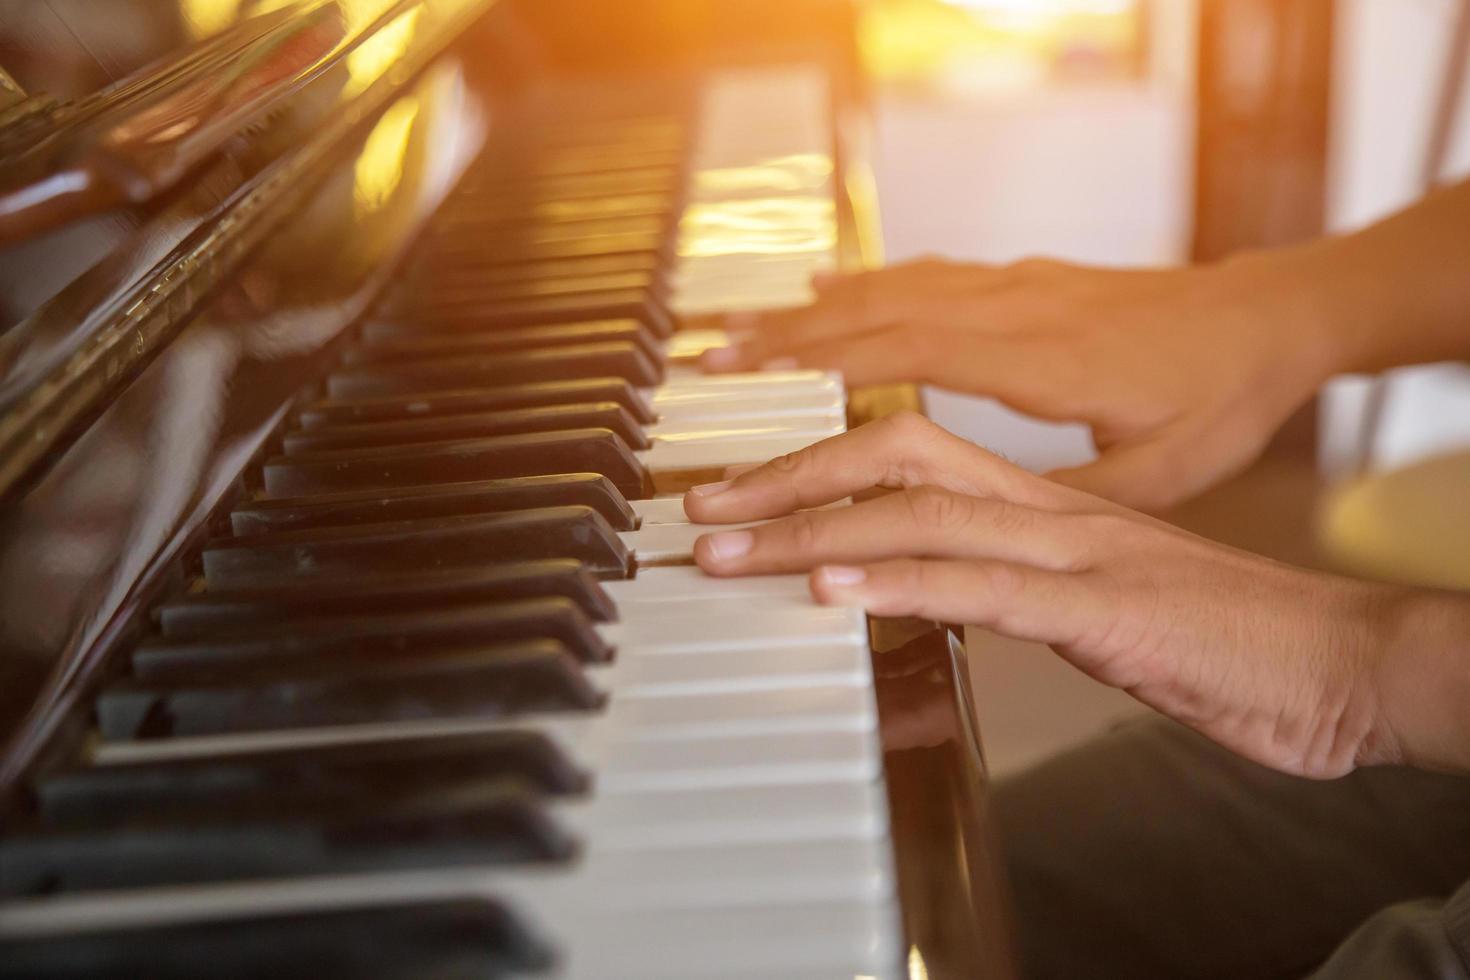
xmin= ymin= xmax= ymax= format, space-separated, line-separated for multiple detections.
xmin=850 ymin=0 xmax=1470 ymax=775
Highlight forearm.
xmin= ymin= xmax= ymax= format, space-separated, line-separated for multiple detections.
xmin=1367 ymin=586 xmax=1470 ymax=774
xmin=1259 ymin=177 xmax=1470 ymax=375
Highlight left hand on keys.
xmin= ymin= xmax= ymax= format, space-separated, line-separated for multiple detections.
xmin=684 ymin=412 xmax=1470 ymax=780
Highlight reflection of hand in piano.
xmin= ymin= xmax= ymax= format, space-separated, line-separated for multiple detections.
xmin=700 ymin=255 xmax=1331 ymax=513
xmin=687 ymin=410 xmax=1448 ymax=781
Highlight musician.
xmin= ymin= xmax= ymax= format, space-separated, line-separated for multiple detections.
xmin=687 ymin=177 xmax=1470 ymax=978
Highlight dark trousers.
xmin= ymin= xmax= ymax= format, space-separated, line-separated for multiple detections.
xmin=993 ymin=716 xmax=1470 ymax=979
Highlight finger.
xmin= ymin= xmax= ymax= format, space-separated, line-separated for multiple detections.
xmin=739 ymin=325 xmax=927 ymax=386
xmin=684 ymin=411 xmax=1063 ymax=524
xmin=810 ymin=270 xmax=844 ymax=294
xmin=693 ymin=487 xmax=1088 ymax=576
xmin=739 ymin=326 xmax=1076 ymax=414
xmin=700 ymin=299 xmax=898 ymax=373
xmin=809 ymin=559 xmax=1103 ymax=649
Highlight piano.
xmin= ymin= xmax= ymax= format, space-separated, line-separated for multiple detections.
xmin=0 ymin=2 xmax=1015 ymax=976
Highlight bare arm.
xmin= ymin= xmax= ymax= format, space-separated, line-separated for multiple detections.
xmin=700 ymin=177 xmax=1470 ymax=510
xmin=684 ymin=414 xmax=1470 ymax=778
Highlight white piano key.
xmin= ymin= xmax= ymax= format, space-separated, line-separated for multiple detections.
xmin=550 ymin=900 xmax=900 ymax=979
xmin=604 ymin=564 xmax=811 ymax=602
xmin=600 ymin=602 xmax=866 ymax=654
xmin=594 ymin=730 xmax=881 ymax=793
xmin=629 ymin=495 xmax=849 ymax=534
xmin=514 ymin=838 xmax=893 ymax=909
xmin=664 ymin=328 xmax=729 ymax=360
xmin=647 ymin=412 xmax=844 ymax=441
xmin=638 ymin=431 xmax=826 ymax=473
xmin=621 ymin=518 xmax=766 ymax=562
xmin=580 ymin=685 xmax=875 ymax=739
xmin=651 ymin=369 xmax=841 ymax=393
xmin=2 ymin=883 xmax=898 ymax=980
xmin=92 ymin=720 xmax=883 ymax=803
xmin=91 ymin=685 xmax=878 ymax=769
xmin=593 ymin=642 xmax=870 ymax=697
xmin=651 ymin=386 xmax=845 ymax=422
xmin=628 ymin=496 xmax=692 ymax=525
xmin=558 ymin=781 xmax=889 ymax=849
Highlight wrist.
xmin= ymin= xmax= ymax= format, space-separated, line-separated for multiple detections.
xmin=1361 ymin=586 xmax=1470 ymax=773
xmin=1208 ymin=246 xmax=1348 ymax=394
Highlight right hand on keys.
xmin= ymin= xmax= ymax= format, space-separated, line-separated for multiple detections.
xmin=699 ymin=256 xmax=1337 ymax=511
xmin=684 ymin=413 xmax=1470 ymax=780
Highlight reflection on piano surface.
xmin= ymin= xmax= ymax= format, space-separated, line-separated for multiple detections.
xmin=0 ymin=2 xmax=1015 ymax=976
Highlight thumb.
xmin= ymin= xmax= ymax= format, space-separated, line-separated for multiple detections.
xmin=1046 ymin=429 xmax=1208 ymax=513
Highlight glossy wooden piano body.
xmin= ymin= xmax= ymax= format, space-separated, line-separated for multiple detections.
xmin=0 ymin=2 xmax=1015 ymax=976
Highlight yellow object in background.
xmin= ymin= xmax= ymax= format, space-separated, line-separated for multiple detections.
xmin=1319 ymin=451 xmax=1470 ymax=590
xmin=861 ymin=0 xmax=1142 ymax=91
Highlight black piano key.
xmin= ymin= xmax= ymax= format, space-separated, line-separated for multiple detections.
xmin=351 ymin=318 xmax=663 ymax=362
xmin=411 ymin=251 xmax=664 ymax=290
xmin=160 ymin=561 xmax=617 ymax=636
xmin=422 ymin=230 xmax=667 ymax=265
xmin=528 ymin=147 xmax=686 ymax=178
xmin=260 ymin=429 xmax=649 ymax=500
xmin=410 ymin=291 xmax=675 ymax=339
xmin=0 ymin=899 xmax=551 ymax=980
xmin=458 ymin=166 xmax=679 ymax=201
xmin=414 ymin=266 xmax=666 ymax=305
xmin=326 ymin=341 xmax=663 ymax=398
xmin=437 ymin=201 xmax=676 ymax=237
xmin=1 ymin=778 xmax=572 ymax=896
xmin=282 ymin=402 xmax=650 ymax=454
xmin=424 ymin=213 xmax=668 ymax=249
xmin=298 ymin=377 xmax=656 ymax=428
xmin=365 ymin=299 xmax=671 ymax=345
xmin=414 ymin=262 xmax=667 ymax=301
xmin=202 ymin=506 xmax=633 ymax=590
xmin=230 ymin=473 xmax=637 ymax=534
xmin=37 ymin=730 xmax=588 ymax=825
xmin=528 ymin=115 xmax=685 ymax=147
xmin=439 ymin=193 xmax=675 ymax=228
xmin=132 ymin=596 xmax=614 ymax=680
xmin=97 ymin=640 xmax=604 ymax=740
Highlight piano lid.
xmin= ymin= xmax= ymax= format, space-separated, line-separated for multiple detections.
xmin=0 ymin=0 xmax=517 ymax=790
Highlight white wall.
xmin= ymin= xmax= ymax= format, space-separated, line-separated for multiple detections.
xmin=1322 ymin=0 xmax=1470 ymax=478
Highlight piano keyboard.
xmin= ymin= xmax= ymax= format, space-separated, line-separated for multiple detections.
xmin=0 ymin=67 xmax=904 ymax=978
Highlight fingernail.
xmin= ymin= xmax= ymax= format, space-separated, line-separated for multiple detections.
xmin=761 ymin=357 xmax=798 ymax=371
xmin=701 ymin=347 xmax=742 ymax=370
xmin=704 ymin=530 xmax=753 ymax=561
xmin=818 ymin=565 xmax=867 ymax=587
xmin=689 ymin=480 xmax=732 ymax=496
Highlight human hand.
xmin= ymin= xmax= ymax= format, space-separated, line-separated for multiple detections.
xmin=699 ymin=256 xmax=1337 ymax=511
xmin=685 ymin=413 xmax=1470 ymax=778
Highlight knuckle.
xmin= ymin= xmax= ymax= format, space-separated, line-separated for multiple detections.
xmin=879 ymin=560 xmax=929 ymax=616
xmin=978 ymin=560 xmax=1026 ymax=599
xmin=786 ymin=511 xmax=824 ymax=553
xmin=767 ymin=445 xmax=813 ymax=477
xmin=880 ymin=409 xmax=932 ymax=441
xmin=905 ymin=485 xmax=974 ymax=531
xmin=987 ymin=500 xmax=1034 ymax=535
